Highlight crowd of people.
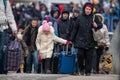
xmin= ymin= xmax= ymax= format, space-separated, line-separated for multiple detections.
xmin=0 ymin=0 xmax=119 ymax=76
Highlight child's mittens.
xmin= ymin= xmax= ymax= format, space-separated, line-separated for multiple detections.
xmin=66 ymin=41 xmax=72 ymax=45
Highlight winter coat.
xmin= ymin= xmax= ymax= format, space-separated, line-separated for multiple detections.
xmin=70 ymin=3 xmax=102 ymax=49
xmin=23 ymin=25 xmax=38 ymax=51
xmin=58 ymin=16 xmax=70 ymax=40
xmin=69 ymin=16 xmax=79 ymax=39
xmin=0 ymin=0 xmax=17 ymax=32
xmin=36 ymin=25 xmax=67 ymax=59
xmin=95 ymin=13 xmax=110 ymax=47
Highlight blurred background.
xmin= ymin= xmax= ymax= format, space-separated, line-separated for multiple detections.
xmin=9 ymin=0 xmax=119 ymax=34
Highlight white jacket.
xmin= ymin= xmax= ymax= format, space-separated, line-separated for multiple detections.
xmin=95 ymin=13 xmax=110 ymax=47
xmin=36 ymin=25 xmax=67 ymax=59
xmin=0 ymin=0 xmax=17 ymax=32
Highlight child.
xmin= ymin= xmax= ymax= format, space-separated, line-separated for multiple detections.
xmin=93 ymin=13 xmax=110 ymax=74
xmin=36 ymin=20 xmax=71 ymax=73
xmin=17 ymin=28 xmax=29 ymax=73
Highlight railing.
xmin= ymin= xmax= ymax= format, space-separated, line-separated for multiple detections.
xmin=104 ymin=15 xmax=119 ymax=32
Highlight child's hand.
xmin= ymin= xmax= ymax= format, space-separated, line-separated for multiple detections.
xmin=66 ymin=41 xmax=72 ymax=45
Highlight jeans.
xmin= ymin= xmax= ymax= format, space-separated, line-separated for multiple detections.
xmin=26 ymin=50 xmax=38 ymax=73
xmin=0 ymin=31 xmax=7 ymax=74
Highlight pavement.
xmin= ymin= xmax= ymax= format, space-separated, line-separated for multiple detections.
xmin=0 ymin=73 xmax=119 ymax=80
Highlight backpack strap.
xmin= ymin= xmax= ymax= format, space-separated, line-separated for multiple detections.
xmin=3 ymin=0 xmax=7 ymax=11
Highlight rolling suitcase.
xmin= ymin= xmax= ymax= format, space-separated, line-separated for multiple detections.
xmin=59 ymin=45 xmax=76 ymax=74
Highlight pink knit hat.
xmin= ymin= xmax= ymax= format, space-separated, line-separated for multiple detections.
xmin=42 ymin=20 xmax=50 ymax=32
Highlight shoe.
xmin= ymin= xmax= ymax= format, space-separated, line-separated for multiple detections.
xmin=93 ymin=70 xmax=97 ymax=74
xmin=85 ymin=73 xmax=91 ymax=76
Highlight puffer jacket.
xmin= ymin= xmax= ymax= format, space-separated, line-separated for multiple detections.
xmin=36 ymin=25 xmax=67 ymax=59
xmin=70 ymin=3 xmax=102 ymax=49
xmin=95 ymin=13 xmax=110 ymax=47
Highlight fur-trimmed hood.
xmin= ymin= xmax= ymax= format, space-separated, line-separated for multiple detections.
xmin=95 ymin=13 xmax=104 ymax=23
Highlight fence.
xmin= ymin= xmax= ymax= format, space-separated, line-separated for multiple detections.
xmin=104 ymin=16 xmax=119 ymax=32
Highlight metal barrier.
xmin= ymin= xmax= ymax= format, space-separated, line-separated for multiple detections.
xmin=104 ymin=16 xmax=119 ymax=32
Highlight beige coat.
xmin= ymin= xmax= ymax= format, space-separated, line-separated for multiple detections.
xmin=36 ymin=25 xmax=67 ymax=59
xmin=95 ymin=13 xmax=110 ymax=47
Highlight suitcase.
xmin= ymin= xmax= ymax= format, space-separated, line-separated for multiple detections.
xmin=59 ymin=45 xmax=76 ymax=74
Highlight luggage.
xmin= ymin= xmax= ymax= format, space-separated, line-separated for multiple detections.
xmin=0 ymin=31 xmax=13 ymax=74
xmin=59 ymin=45 xmax=76 ymax=74
xmin=5 ymin=39 xmax=22 ymax=71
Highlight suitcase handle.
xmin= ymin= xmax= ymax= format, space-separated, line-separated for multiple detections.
xmin=66 ymin=44 xmax=74 ymax=56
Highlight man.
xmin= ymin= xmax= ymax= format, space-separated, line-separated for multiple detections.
xmin=69 ymin=8 xmax=80 ymax=39
xmin=0 ymin=0 xmax=17 ymax=74
xmin=23 ymin=18 xmax=38 ymax=73
xmin=58 ymin=9 xmax=70 ymax=40
xmin=70 ymin=3 xmax=102 ymax=76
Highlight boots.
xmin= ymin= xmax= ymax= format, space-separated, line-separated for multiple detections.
xmin=45 ymin=58 xmax=51 ymax=74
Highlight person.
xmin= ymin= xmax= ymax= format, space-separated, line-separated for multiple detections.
xmin=69 ymin=8 xmax=80 ymax=39
xmin=17 ymin=28 xmax=29 ymax=73
xmin=93 ymin=13 xmax=110 ymax=74
xmin=70 ymin=3 xmax=102 ymax=76
xmin=36 ymin=20 xmax=71 ymax=74
xmin=0 ymin=0 xmax=17 ymax=74
xmin=23 ymin=18 xmax=38 ymax=73
xmin=58 ymin=9 xmax=70 ymax=40
xmin=69 ymin=7 xmax=81 ymax=75
xmin=45 ymin=7 xmax=60 ymax=36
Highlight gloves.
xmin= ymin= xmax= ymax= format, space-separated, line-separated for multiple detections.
xmin=66 ymin=41 xmax=72 ymax=45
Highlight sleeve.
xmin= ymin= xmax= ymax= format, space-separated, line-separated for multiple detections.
xmin=5 ymin=0 xmax=17 ymax=32
xmin=69 ymin=17 xmax=79 ymax=42
xmin=53 ymin=35 xmax=67 ymax=44
xmin=104 ymin=25 xmax=110 ymax=47
xmin=36 ymin=28 xmax=41 ymax=50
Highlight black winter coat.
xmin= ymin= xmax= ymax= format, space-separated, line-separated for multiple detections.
xmin=70 ymin=14 xmax=102 ymax=49
xmin=58 ymin=18 xmax=70 ymax=40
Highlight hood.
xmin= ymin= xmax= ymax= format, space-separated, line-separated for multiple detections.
xmin=50 ymin=7 xmax=60 ymax=18
xmin=61 ymin=9 xmax=69 ymax=21
xmin=95 ymin=13 xmax=104 ymax=23
xmin=82 ymin=2 xmax=94 ymax=16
